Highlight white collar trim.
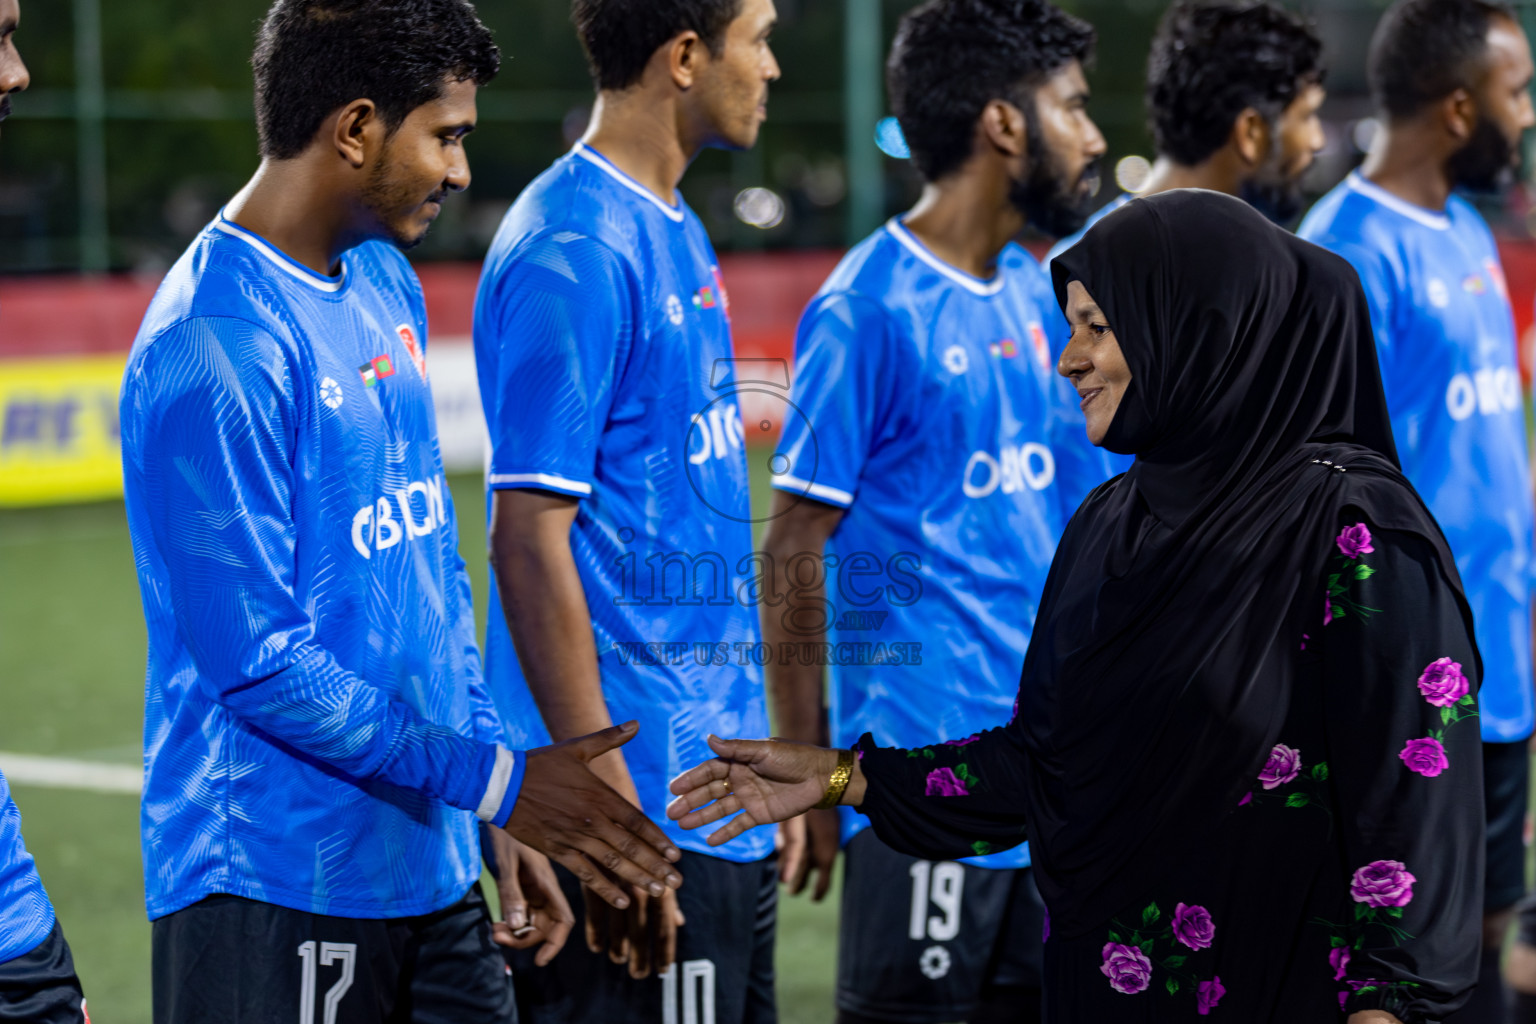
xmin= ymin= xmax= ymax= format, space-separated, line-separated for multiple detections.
xmin=1345 ymin=172 xmax=1451 ymax=231
xmin=573 ymin=143 xmax=686 ymax=224
xmin=213 ymin=213 xmax=347 ymax=293
xmin=886 ymin=218 xmax=1006 ymax=297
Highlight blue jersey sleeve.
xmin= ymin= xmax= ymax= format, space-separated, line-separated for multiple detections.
xmin=128 ymin=316 xmax=517 ymax=825
xmin=1326 ymin=242 xmax=1399 ymax=388
xmin=478 ymin=232 xmax=634 ymax=498
xmin=774 ymin=293 xmax=912 ymax=508
xmin=442 ymin=484 xmax=501 ymax=746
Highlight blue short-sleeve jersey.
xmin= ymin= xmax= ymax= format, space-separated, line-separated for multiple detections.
xmin=0 ymin=776 xmax=54 ymax=964
xmin=474 ymin=144 xmax=772 ymax=863
xmin=1300 ymin=171 xmax=1535 ymax=741
xmin=773 ymin=220 xmax=1117 ymax=868
xmin=122 ymin=215 xmax=518 ymax=921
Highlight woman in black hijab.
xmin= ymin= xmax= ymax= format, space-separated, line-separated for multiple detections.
xmin=668 ymin=190 xmax=1484 ymax=1022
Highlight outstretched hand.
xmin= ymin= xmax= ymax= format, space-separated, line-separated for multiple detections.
xmin=667 ymin=736 xmax=859 ymax=847
xmin=505 ymin=722 xmax=683 ymax=911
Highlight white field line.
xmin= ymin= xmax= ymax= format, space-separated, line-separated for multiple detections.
xmin=0 ymin=752 xmax=141 ymax=795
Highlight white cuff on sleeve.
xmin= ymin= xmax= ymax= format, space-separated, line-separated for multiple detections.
xmin=476 ymin=745 xmax=516 ymax=822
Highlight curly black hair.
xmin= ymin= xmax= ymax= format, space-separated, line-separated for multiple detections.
xmin=572 ymin=0 xmax=742 ymax=92
xmin=252 ymin=0 xmax=499 ymax=160
xmin=887 ymin=0 xmax=1095 ymax=184
xmin=1146 ymin=2 xmax=1323 ymax=168
xmin=1368 ymin=0 xmax=1514 ymax=119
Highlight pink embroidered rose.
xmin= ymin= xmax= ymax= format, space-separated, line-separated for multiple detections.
xmin=1351 ymin=860 xmax=1416 ymax=908
xmin=925 ymin=767 xmax=969 ymax=797
xmin=1196 ymin=976 xmax=1226 ymax=1015
xmin=1324 ymin=598 xmax=1334 ymax=626
xmin=1172 ymin=903 xmax=1215 ymax=950
xmin=1099 ymin=942 xmax=1152 ymax=995
xmin=1336 ymin=523 xmax=1374 ymax=558
xmin=1258 ymin=743 xmax=1301 ymax=789
xmin=1329 ymin=947 xmax=1350 ymax=982
xmin=1416 ymin=657 xmax=1469 ymax=708
xmin=942 ymin=734 xmax=981 ymax=747
xmin=1399 ymin=736 xmax=1449 ymax=778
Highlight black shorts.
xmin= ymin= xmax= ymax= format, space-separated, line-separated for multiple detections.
xmin=0 ymin=922 xmax=87 ymax=1024
xmin=151 ymin=883 xmax=513 ymax=1024
xmin=507 ymin=851 xmax=776 ymax=1024
xmin=836 ymin=830 xmax=1044 ymax=1024
xmin=1484 ymin=739 xmax=1529 ymax=913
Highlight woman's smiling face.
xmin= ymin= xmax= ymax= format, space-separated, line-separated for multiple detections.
xmin=1058 ymin=279 xmax=1132 ymax=446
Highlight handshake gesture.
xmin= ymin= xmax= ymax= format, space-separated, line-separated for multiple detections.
xmin=489 ymin=721 xmax=683 ymax=967
xmin=666 ymin=735 xmax=867 ymax=844
xmin=483 ymin=730 xmax=867 ymax=971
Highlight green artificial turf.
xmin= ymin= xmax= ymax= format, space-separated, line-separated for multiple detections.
xmin=0 ymin=459 xmax=841 ymax=1023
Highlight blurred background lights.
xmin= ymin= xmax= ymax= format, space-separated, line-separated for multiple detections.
xmin=874 ymin=116 xmax=911 ymax=160
xmin=1114 ymin=155 xmax=1153 ymax=194
xmin=734 ymin=187 xmax=787 ymax=230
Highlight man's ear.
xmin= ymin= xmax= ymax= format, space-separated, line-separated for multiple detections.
xmin=667 ymin=30 xmax=705 ymax=91
xmin=1442 ymin=86 xmax=1477 ymax=143
xmin=331 ymin=98 xmax=380 ymax=169
xmin=1232 ymin=107 xmax=1271 ymax=166
xmin=980 ymin=98 xmax=1028 ymax=160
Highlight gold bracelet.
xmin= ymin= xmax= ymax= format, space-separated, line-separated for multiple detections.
xmin=814 ymin=749 xmax=856 ymax=809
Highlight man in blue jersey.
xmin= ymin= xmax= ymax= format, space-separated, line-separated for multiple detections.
xmin=1047 ymin=1 xmax=1325 ymax=262
xmin=1297 ymin=1 xmax=1536 ymax=1020
xmin=121 ymin=3 xmax=685 ymax=1022
xmin=764 ymin=3 xmax=1108 ymax=1022
xmin=472 ymin=0 xmax=780 ymax=1019
xmin=0 ymin=9 xmax=90 ymax=1024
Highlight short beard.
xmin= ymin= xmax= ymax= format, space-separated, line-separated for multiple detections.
xmin=1448 ymin=116 xmax=1518 ymax=195
xmin=1011 ymin=102 xmax=1100 ymax=239
xmin=360 ymin=152 xmax=441 ymax=251
xmin=1239 ymin=173 xmax=1306 ymax=226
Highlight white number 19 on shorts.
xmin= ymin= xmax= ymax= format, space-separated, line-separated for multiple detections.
xmin=908 ymin=861 xmax=965 ymax=941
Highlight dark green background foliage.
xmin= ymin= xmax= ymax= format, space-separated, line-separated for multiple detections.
xmin=0 ymin=0 xmax=1433 ymax=274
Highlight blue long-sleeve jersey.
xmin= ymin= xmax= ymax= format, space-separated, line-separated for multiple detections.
xmin=122 ymin=214 xmax=521 ymax=920
xmin=773 ymin=221 xmax=1117 ymax=868
xmin=0 ymin=774 xmax=54 ymax=963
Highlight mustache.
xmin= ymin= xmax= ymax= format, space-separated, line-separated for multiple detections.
xmin=424 ymin=189 xmax=449 ymax=207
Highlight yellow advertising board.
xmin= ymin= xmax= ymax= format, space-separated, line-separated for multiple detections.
xmin=0 ymin=356 xmax=127 ymax=507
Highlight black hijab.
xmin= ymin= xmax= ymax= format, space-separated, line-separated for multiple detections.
xmin=1025 ymin=189 xmax=1476 ymax=938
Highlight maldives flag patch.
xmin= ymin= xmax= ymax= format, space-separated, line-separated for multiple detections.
xmin=693 ymin=286 xmax=717 ymax=310
xmin=358 ymin=354 xmax=396 ymax=388
xmin=397 ymin=323 xmax=427 ymax=379
xmin=989 ymin=339 xmax=1018 ymax=359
